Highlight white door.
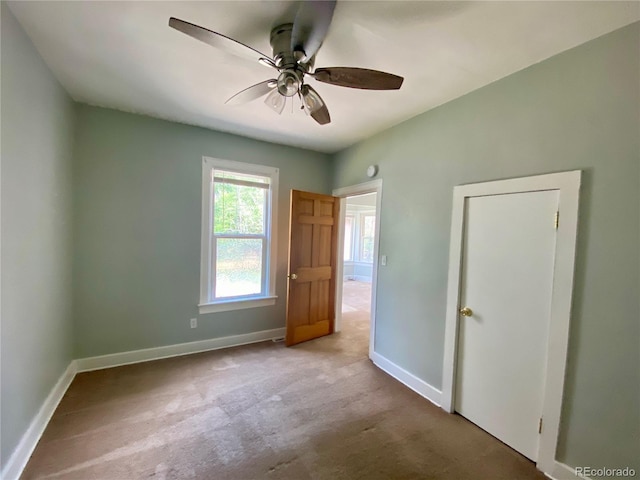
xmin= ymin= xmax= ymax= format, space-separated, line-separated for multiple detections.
xmin=455 ymin=190 xmax=559 ymax=461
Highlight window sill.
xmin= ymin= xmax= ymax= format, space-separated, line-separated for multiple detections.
xmin=198 ymin=296 xmax=277 ymax=314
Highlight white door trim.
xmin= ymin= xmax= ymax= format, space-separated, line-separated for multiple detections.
xmin=441 ymin=171 xmax=581 ymax=474
xmin=333 ymin=179 xmax=383 ymax=359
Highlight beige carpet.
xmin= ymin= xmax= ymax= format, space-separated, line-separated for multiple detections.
xmin=341 ymin=280 xmax=372 ymax=314
xmin=21 ymin=282 xmax=545 ymax=479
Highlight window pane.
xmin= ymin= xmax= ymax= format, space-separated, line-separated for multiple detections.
xmin=214 ymin=182 xmax=265 ymax=234
xmin=214 ymin=170 xmax=268 ymax=185
xmin=215 ymin=238 xmax=263 ymax=298
xmin=344 ymin=216 xmax=353 ymax=261
xmin=361 ymin=215 xmax=375 ymax=263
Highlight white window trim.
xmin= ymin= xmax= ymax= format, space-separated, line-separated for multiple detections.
xmin=343 ymin=214 xmax=355 ymax=262
xmin=344 ymin=206 xmax=376 ymax=264
xmin=358 ymin=211 xmax=376 ymax=264
xmin=199 ymin=157 xmax=278 ymax=314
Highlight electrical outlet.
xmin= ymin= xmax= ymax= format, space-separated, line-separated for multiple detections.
xmin=381 ymin=255 xmax=387 ymax=266
xmin=190 ymin=318 xmax=197 ymax=329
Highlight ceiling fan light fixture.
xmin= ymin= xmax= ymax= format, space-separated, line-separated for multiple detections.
xmin=301 ymin=84 xmax=324 ymax=114
xmin=277 ymin=70 xmax=301 ymax=97
xmin=264 ymin=88 xmax=286 ymax=114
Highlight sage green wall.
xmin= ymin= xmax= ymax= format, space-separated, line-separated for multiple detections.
xmin=333 ymin=23 xmax=639 ymax=472
xmin=72 ymin=105 xmax=332 ymax=358
xmin=0 ymin=4 xmax=75 ymax=469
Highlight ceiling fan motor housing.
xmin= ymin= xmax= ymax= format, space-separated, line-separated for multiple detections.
xmin=270 ymin=23 xmax=314 ymax=96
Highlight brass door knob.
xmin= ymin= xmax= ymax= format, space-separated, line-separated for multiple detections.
xmin=288 ymin=273 xmax=298 ymax=280
xmin=459 ymin=307 xmax=473 ymax=317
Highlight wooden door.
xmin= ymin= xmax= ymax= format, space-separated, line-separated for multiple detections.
xmin=285 ymin=190 xmax=340 ymax=346
xmin=455 ymin=190 xmax=559 ymax=461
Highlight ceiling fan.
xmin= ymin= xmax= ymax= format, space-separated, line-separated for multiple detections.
xmin=168 ymin=0 xmax=403 ymax=125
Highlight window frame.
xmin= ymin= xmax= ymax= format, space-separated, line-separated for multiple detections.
xmin=343 ymin=214 xmax=355 ymax=261
xmin=359 ymin=213 xmax=376 ymax=264
xmin=199 ymin=157 xmax=278 ymax=314
xmin=344 ymin=206 xmax=376 ymax=265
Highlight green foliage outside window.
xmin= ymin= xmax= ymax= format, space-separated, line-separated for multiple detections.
xmin=212 ymin=176 xmax=268 ymax=297
xmin=214 ymin=182 xmax=265 ymax=235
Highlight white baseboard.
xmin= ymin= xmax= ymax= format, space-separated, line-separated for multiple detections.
xmin=75 ymin=327 xmax=286 ymax=372
xmin=369 ymin=353 xmax=591 ymax=480
xmin=370 ymin=351 xmax=442 ymax=407
xmin=546 ymin=461 xmax=592 ymax=480
xmin=3 ymin=333 xmax=581 ymax=480
xmin=1 ymin=361 xmax=77 ymax=480
xmin=2 ymin=328 xmax=285 ymax=480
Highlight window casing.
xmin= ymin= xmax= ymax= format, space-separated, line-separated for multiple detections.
xmin=343 ymin=208 xmax=376 ymax=265
xmin=360 ymin=214 xmax=376 ymax=263
xmin=343 ymin=215 xmax=354 ymax=261
xmin=199 ymin=157 xmax=278 ymax=314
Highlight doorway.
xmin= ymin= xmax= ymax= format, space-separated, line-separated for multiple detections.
xmin=341 ymin=192 xmax=376 ymax=353
xmin=333 ymin=180 xmax=382 ymax=359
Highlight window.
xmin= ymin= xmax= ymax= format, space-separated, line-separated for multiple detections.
xmin=199 ymin=157 xmax=278 ymax=313
xmin=343 ymin=215 xmax=354 ymax=261
xmin=343 ymin=207 xmax=376 ymax=266
xmin=360 ymin=214 xmax=376 ymax=263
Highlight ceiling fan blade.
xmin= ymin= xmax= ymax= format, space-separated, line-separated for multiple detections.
xmin=225 ymin=79 xmax=277 ymax=105
xmin=291 ymin=0 xmax=336 ymax=63
xmin=169 ymin=17 xmax=275 ymax=67
xmin=312 ymin=67 xmax=404 ymax=90
xmin=301 ymin=85 xmax=330 ymax=125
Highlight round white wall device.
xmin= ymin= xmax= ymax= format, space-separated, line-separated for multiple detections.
xmin=366 ymin=165 xmax=378 ymax=178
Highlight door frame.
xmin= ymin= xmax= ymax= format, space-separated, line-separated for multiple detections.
xmin=333 ymin=179 xmax=382 ymax=359
xmin=441 ymin=171 xmax=581 ymax=474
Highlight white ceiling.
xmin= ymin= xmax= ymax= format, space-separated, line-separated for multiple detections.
xmin=8 ymin=1 xmax=639 ymax=153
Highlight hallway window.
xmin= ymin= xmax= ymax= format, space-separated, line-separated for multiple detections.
xmin=360 ymin=214 xmax=375 ymax=263
xmin=344 ymin=215 xmax=354 ymax=261
xmin=343 ymin=199 xmax=377 ymax=281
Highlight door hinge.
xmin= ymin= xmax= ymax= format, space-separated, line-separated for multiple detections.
xmin=538 ymin=417 xmax=543 ymax=434
xmin=554 ymin=211 xmax=559 ymax=229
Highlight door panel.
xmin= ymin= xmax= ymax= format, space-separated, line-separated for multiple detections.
xmin=286 ymin=190 xmax=339 ymax=346
xmin=455 ymin=190 xmax=558 ymax=461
